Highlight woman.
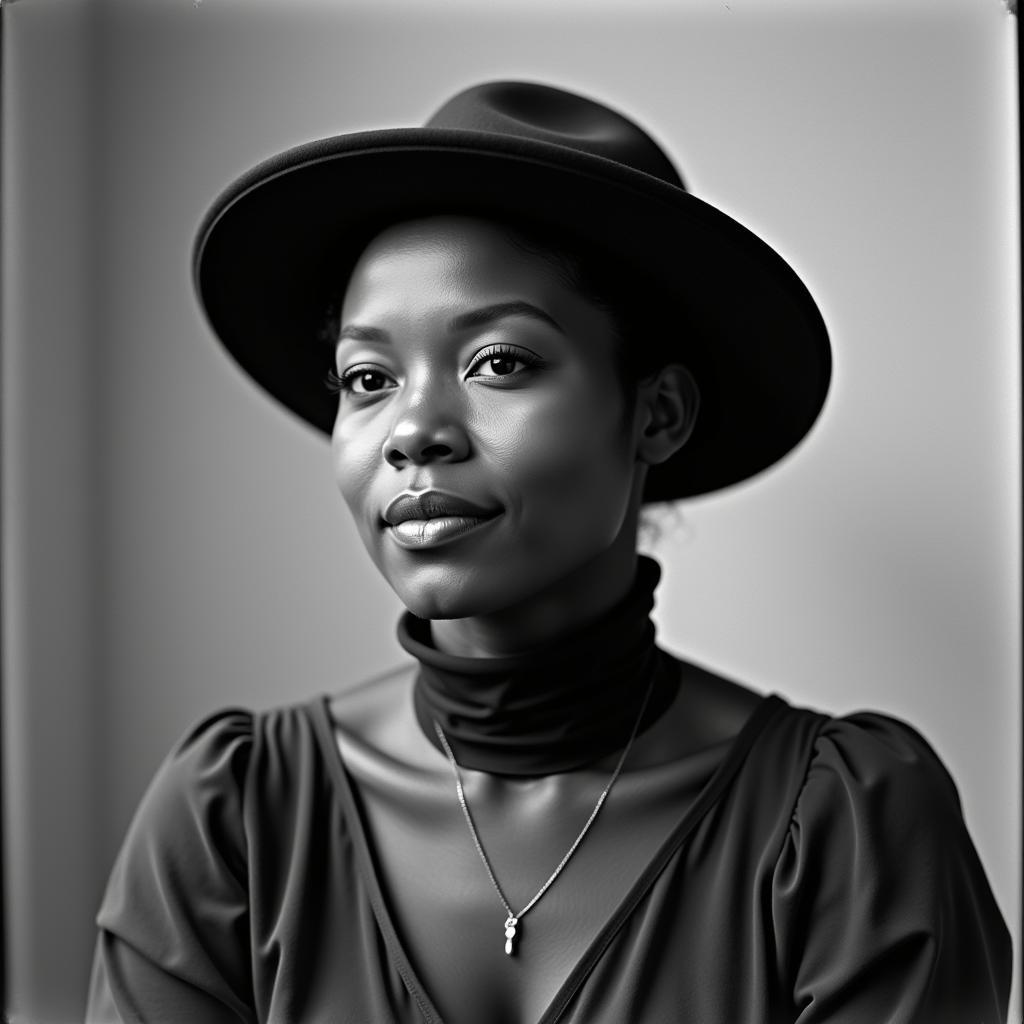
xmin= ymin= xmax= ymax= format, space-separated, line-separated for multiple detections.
xmin=87 ymin=81 xmax=1011 ymax=1023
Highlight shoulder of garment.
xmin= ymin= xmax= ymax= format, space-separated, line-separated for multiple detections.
xmin=89 ymin=707 xmax=257 ymax=1023
xmin=765 ymin=705 xmax=1012 ymax=1024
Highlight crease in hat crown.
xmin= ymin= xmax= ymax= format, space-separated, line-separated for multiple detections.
xmin=425 ymin=81 xmax=686 ymax=188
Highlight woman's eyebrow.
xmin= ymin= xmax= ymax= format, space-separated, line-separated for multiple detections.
xmin=337 ymin=323 xmax=388 ymax=344
xmin=337 ymin=301 xmax=564 ymax=347
xmin=448 ymin=301 xmax=564 ymax=335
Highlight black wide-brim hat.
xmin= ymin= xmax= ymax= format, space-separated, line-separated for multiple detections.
xmin=194 ymin=81 xmax=831 ymax=501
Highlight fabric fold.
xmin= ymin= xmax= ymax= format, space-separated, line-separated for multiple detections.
xmin=400 ymin=556 xmax=679 ymax=775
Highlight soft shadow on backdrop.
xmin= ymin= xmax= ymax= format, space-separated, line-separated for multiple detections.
xmin=2 ymin=0 xmax=1019 ymax=1021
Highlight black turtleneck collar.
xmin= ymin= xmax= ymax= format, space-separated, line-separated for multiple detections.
xmin=398 ymin=556 xmax=680 ymax=776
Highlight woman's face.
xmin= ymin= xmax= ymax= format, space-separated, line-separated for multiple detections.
xmin=331 ymin=215 xmax=646 ymax=621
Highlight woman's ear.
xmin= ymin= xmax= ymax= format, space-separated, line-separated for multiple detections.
xmin=634 ymin=364 xmax=700 ymax=466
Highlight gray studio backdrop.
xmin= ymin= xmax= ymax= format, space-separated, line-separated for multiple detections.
xmin=2 ymin=0 xmax=1019 ymax=1020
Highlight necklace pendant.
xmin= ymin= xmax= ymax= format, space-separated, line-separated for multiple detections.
xmin=504 ymin=916 xmax=518 ymax=956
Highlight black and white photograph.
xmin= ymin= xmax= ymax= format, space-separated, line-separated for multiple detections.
xmin=2 ymin=0 xmax=1019 ymax=1021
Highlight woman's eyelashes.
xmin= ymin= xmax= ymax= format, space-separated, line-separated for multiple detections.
xmin=464 ymin=343 xmax=544 ymax=381
xmin=325 ymin=344 xmax=546 ymax=395
xmin=325 ymin=365 xmax=396 ymax=396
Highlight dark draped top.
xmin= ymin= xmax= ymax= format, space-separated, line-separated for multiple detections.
xmin=86 ymin=694 xmax=1012 ymax=1023
xmin=83 ymin=561 xmax=1011 ymax=1024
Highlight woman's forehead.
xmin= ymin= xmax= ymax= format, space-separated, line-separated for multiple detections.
xmin=339 ymin=215 xmax=608 ymax=337
xmin=345 ymin=216 xmax=553 ymax=293
xmin=356 ymin=214 xmax=529 ymax=259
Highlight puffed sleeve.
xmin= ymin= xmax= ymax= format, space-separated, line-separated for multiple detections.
xmin=771 ymin=713 xmax=1011 ymax=1024
xmin=85 ymin=709 xmax=256 ymax=1023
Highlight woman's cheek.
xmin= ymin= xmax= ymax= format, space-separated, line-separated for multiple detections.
xmin=332 ymin=418 xmax=384 ymax=521
xmin=489 ymin=394 xmax=635 ymax=529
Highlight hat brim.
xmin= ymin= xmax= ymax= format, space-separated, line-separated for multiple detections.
xmin=194 ymin=127 xmax=831 ymax=501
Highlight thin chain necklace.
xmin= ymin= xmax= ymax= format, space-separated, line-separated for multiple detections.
xmin=433 ymin=675 xmax=655 ymax=956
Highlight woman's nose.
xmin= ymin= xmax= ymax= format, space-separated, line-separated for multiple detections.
xmin=382 ymin=391 xmax=471 ymax=468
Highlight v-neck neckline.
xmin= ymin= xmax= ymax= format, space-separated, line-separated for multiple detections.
xmin=307 ymin=690 xmax=786 ymax=1024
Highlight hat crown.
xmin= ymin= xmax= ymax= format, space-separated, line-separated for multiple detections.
xmin=426 ymin=81 xmax=686 ymax=190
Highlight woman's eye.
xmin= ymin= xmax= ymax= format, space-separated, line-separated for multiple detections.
xmin=325 ymin=367 xmax=397 ymax=395
xmin=467 ymin=347 xmax=539 ymax=379
xmin=349 ymin=370 xmax=393 ymax=394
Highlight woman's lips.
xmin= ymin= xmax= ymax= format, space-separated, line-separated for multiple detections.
xmin=387 ymin=513 xmax=501 ymax=550
xmin=383 ymin=489 xmax=498 ymax=526
xmin=382 ymin=489 xmax=502 ymax=549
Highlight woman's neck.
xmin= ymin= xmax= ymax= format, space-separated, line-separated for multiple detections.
xmin=428 ymin=544 xmax=640 ymax=659
xmin=401 ymin=552 xmax=678 ymax=775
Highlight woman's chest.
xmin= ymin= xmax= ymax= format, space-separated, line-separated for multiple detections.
xmin=343 ymin=743 xmax=713 ymax=1024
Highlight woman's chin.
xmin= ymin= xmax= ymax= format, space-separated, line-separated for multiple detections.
xmin=390 ymin=574 xmax=502 ymax=621
xmin=381 ymin=556 xmax=536 ymax=622
xmin=378 ymin=534 xmax=633 ymax=625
